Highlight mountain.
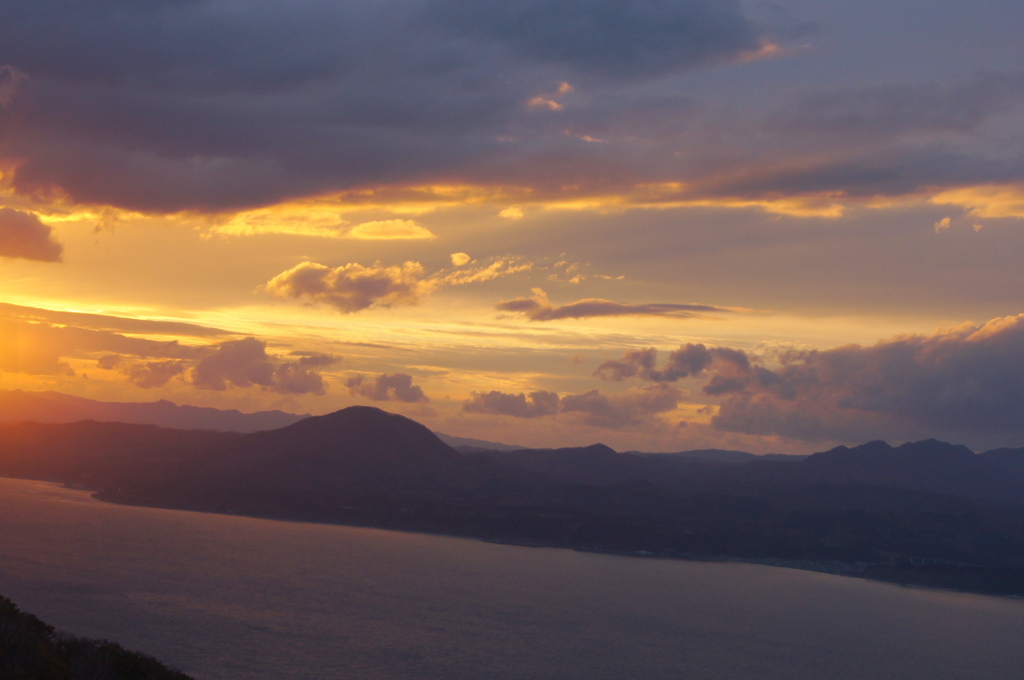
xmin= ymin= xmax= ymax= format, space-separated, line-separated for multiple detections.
xmin=637 ymin=449 xmax=762 ymax=464
xmin=0 ymin=420 xmax=236 ymax=488
xmin=437 ymin=432 xmax=524 ymax=452
xmin=2 ymin=406 xmax=1024 ymax=596
xmin=98 ymin=406 xmax=493 ymax=523
xmin=190 ymin=405 xmax=465 ymax=488
xmin=797 ymin=439 xmax=1024 ymax=503
xmin=0 ymin=389 xmax=305 ymax=432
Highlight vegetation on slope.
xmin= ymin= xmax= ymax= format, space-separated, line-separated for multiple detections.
xmin=0 ymin=596 xmax=193 ymax=680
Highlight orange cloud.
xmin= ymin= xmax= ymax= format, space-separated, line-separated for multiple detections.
xmin=265 ymin=257 xmax=534 ymax=314
xmin=931 ymin=184 xmax=1024 ymax=219
xmin=345 ymin=219 xmax=435 ymax=240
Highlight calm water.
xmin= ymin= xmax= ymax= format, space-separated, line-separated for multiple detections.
xmin=1 ymin=478 xmax=1022 ymax=680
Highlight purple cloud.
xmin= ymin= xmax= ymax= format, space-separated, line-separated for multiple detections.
xmin=497 ymin=289 xmax=735 ymax=321
xmin=347 ymin=373 xmax=429 ymax=403
xmin=0 ymin=208 xmax=62 ymax=262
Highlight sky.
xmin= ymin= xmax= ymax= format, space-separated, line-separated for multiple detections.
xmin=3 ymin=0 xmax=1024 ymax=453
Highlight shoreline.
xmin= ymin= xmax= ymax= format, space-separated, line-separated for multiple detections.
xmin=78 ymin=481 xmax=1024 ymax=601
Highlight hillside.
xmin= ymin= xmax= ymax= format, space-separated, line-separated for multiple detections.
xmin=0 ymin=595 xmax=192 ymax=680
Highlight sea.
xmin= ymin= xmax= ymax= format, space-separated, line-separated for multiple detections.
xmin=1 ymin=477 xmax=1022 ymax=680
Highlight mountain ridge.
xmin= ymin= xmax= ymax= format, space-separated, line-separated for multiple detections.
xmin=0 ymin=389 xmax=306 ymax=432
xmin=2 ymin=404 xmax=1023 ymax=597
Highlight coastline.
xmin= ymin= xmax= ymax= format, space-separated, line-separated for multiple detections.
xmin=82 ymin=481 xmax=1024 ymax=601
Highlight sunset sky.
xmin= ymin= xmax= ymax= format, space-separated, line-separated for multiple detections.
xmin=3 ymin=0 xmax=1024 ymax=453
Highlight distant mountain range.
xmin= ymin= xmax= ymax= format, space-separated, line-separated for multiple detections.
xmin=1 ymin=397 xmax=1023 ymax=597
xmin=0 ymin=389 xmax=306 ymax=432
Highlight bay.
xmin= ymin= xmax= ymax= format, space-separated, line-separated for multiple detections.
xmin=1 ymin=477 xmax=1022 ymax=680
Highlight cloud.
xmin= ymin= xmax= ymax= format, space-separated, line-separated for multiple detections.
xmin=463 ymin=390 xmax=560 ymax=418
xmin=462 ymin=384 xmax=679 ymax=429
xmin=0 ymin=0 xmax=779 ymax=213
xmin=695 ymin=73 xmax=1024 ymax=205
xmin=596 ymin=316 xmax=1024 ymax=448
xmin=428 ymin=0 xmax=764 ymax=79
xmin=497 ymin=288 xmax=736 ymax=321
xmin=772 ymin=75 xmax=1024 ymax=139
xmin=346 ymin=219 xmax=435 ymax=240
xmin=0 ymin=65 xmax=27 ymax=107
xmin=0 ymin=302 xmax=229 ymax=338
xmin=706 ymin=316 xmax=1024 ymax=446
xmin=596 ymin=344 xmax=748 ymax=382
xmin=6 ymin=3 xmax=1020 ymax=223
xmin=264 ymin=261 xmax=430 ymax=314
xmin=123 ymin=360 xmax=188 ymax=388
xmin=931 ymin=184 xmax=1024 ymax=219
xmin=0 ymin=305 xmax=336 ymax=395
xmin=437 ymin=258 xmax=533 ymax=286
xmin=347 ymin=373 xmax=429 ymax=403
xmin=0 ymin=208 xmax=63 ymax=262
xmin=0 ymin=316 xmax=202 ymax=376
xmin=265 ymin=258 xmax=531 ymax=313
xmin=450 ymin=252 xmax=472 ymax=266
xmin=561 ymin=384 xmax=681 ymax=429
xmin=191 ymin=338 xmax=336 ymax=394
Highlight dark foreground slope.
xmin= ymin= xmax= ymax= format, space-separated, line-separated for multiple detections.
xmin=2 ymin=406 xmax=1023 ymax=596
xmin=0 ymin=595 xmax=192 ymax=680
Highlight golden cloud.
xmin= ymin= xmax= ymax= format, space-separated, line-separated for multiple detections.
xmin=345 ymin=219 xmax=435 ymax=240
xmin=931 ymin=184 xmax=1024 ymax=219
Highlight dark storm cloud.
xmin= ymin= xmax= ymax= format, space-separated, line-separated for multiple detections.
xmin=772 ymin=74 xmax=1024 ymax=138
xmin=5 ymin=2 xmax=1018 ymax=212
xmin=462 ymin=385 xmax=679 ymax=429
xmin=192 ymin=337 xmax=336 ymax=394
xmin=347 ymin=372 xmax=429 ymax=403
xmin=0 ymin=0 xmax=775 ymax=212
xmin=497 ymin=289 xmax=733 ymax=321
xmin=427 ymin=0 xmax=763 ymax=79
xmin=698 ymin=73 xmax=1024 ymax=202
xmin=0 ymin=208 xmax=63 ymax=262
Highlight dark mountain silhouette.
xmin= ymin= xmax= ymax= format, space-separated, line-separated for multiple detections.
xmin=95 ymin=407 xmax=501 ymax=526
xmin=637 ymin=449 xmax=766 ymax=464
xmin=477 ymin=444 xmax=774 ymax=487
xmin=795 ymin=439 xmax=1024 ymax=503
xmin=437 ymin=432 xmax=524 ymax=452
xmin=0 ymin=420 xmax=238 ymax=488
xmin=0 ymin=389 xmax=305 ymax=432
xmin=183 ymin=405 xmax=467 ymax=491
xmin=1 ymin=405 xmax=1023 ymax=596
